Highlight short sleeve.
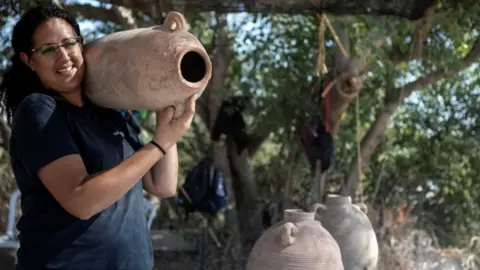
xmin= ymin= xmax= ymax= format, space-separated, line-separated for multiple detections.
xmin=12 ymin=93 xmax=80 ymax=176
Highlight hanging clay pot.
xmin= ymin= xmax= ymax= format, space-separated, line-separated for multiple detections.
xmin=247 ymin=209 xmax=344 ymax=270
xmin=82 ymin=11 xmax=212 ymax=117
xmin=312 ymin=194 xmax=379 ymax=270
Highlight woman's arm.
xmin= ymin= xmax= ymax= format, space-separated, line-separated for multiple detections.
xmin=38 ymin=143 xmax=165 ymax=220
xmin=142 ymin=144 xmax=179 ymax=198
xmin=14 ymin=93 xmax=195 ymax=221
xmin=142 ymin=98 xmax=197 ymax=198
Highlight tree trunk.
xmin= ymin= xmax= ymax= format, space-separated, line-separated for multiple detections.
xmin=196 ymin=13 xmax=265 ymax=247
xmin=226 ymin=139 xmax=264 ymax=247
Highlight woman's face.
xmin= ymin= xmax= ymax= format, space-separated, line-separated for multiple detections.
xmin=20 ymin=18 xmax=84 ymax=94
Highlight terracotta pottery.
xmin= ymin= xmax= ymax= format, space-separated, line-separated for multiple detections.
xmin=247 ymin=209 xmax=344 ymax=270
xmin=82 ymin=11 xmax=212 ymax=117
xmin=312 ymin=194 xmax=379 ymax=270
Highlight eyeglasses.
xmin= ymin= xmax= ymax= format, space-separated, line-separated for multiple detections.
xmin=31 ymin=36 xmax=83 ymax=57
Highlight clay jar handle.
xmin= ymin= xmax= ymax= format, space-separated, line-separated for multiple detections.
xmin=311 ymin=203 xmax=327 ymax=214
xmin=163 ymin=11 xmax=187 ymax=32
xmin=355 ymin=203 xmax=368 ymax=214
xmin=280 ymin=222 xmax=299 ymax=246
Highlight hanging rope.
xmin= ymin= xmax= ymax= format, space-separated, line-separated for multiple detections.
xmin=355 ymin=94 xmax=364 ymax=202
xmin=312 ymin=13 xmax=365 ymax=202
xmin=313 ymin=12 xmax=333 ymax=132
xmin=314 ymin=13 xmax=328 ymax=76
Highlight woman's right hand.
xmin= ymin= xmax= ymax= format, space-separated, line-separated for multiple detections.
xmin=153 ymin=94 xmax=197 ymax=150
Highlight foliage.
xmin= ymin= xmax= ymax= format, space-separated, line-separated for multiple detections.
xmin=382 ymin=70 xmax=480 ymax=246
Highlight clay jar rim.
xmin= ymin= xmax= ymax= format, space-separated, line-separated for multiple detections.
xmin=325 ymin=194 xmax=352 ymax=205
xmin=283 ymin=209 xmax=315 ymax=222
xmin=177 ymin=47 xmax=212 ymax=89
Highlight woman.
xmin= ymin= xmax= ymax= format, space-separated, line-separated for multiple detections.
xmin=0 ymin=4 xmax=196 ymax=270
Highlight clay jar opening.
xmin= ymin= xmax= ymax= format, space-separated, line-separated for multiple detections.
xmin=179 ymin=49 xmax=209 ymax=86
xmin=283 ymin=209 xmax=315 ymax=222
xmin=325 ymin=194 xmax=352 ymax=205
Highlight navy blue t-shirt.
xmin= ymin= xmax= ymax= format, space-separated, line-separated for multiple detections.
xmin=9 ymin=93 xmax=153 ymax=270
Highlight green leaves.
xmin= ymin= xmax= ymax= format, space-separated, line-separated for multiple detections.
xmin=379 ymin=70 xmax=480 ymax=246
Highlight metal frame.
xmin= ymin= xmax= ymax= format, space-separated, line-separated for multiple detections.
xmin=0 ymin=190 xmax=20 ymax=249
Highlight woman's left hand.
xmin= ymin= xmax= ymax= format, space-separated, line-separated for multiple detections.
xmin=152 ymin=94 xmax=197 ymax=150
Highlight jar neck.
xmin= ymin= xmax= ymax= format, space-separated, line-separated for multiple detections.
xmin=325 ymin=194 xmax=352 ymax=205
xmin=283 ymin=209 xmax=315 ymax=222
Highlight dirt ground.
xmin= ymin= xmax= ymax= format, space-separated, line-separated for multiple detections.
xmin=154 ymin=252 xmax=245 ymax=270
xmin=153 ymin=247 xmax=246 ymax=270
xmin=153 ymin=241 xmax=248 ymax=270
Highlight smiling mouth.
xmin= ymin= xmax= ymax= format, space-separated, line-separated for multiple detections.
xmin=56 ymin=65 xmax=74 ymax=75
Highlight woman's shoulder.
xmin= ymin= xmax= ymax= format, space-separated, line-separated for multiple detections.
xmin=17 ymin=92 xmax=58 ymax=112
xmin=13 ymin=93 xmax=62 ymax=126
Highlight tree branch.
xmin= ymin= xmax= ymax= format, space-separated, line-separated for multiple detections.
xmin=112 ymin=5 xmax=138 ymax=29
xmin=63 ymin=4 xmax=121 ymax=25
xmin=195 ymin=13 xmax=231 ymax=129
xmin=107 ymin=0 xmax=152 ymax=14
xmin=201 ymin=12 xmax=232 ymax=130
xmin=401 ymin=37 xmax=480 ymax=100
xmin=100 ymin=0 xmax=437 ymax=20
xmin=342 ymin=36 xmax=480 ymax=197
xmin=410 ymin=1 xmax=436 ymax=59
xmin=63 ymin=3 xmax=150 ymax=28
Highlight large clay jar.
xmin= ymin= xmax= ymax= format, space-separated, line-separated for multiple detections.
xmin=82 ymin=11 xmax=212 ymax=117
xmin=312 ymin=194 xmax=379 ymax=270
xmin=247 ymin=209 xmax=344 ymax=270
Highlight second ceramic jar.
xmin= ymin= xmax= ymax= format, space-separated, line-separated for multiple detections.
xmin=312 ymin=194 xmax=379 ymax=270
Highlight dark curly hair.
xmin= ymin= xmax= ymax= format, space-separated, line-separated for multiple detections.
xmin=0 ymin=4 xmax=82 ymax=124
